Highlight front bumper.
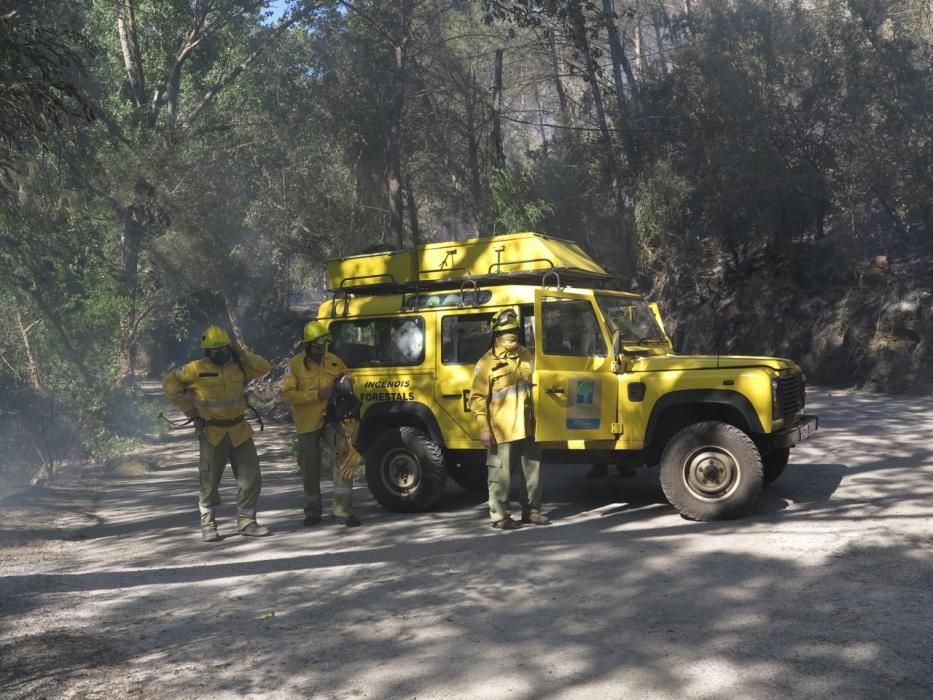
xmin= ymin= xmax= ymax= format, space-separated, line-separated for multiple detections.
xmin=770 ymin=414 xmax=819 ymax=449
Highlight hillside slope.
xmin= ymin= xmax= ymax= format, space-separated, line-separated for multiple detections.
xmin=647 ymin=234 xmax=932 ymax=394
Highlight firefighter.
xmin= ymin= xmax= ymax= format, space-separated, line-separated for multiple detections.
xmin=282 ymin=320 xmax=361 ymax=528
xmin=162 ymin=325 xmax=273 ymax=542
xmin=469 ymin=308 xmax=551 ymax=530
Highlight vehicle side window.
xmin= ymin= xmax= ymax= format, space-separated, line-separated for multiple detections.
xmin=541 ymin=298 xmax=607 ymax=357
xmin=330 ymin=317 xmax=426 ymax=367
xmin=441 ymin=314 xmax=493 ymax=364
xmin=521 ymin=307 xmax=535 ymax=354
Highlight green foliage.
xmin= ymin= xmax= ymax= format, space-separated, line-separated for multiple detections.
xmin=3 ymin=0 xmax=933 ymax=473
xmin=0 ymin=6 xmax=93 ymax=196
xmin=634 ymin=160 xmax=690 ymax=265
xmin=486 ymin=165 xmax=554 ymax=234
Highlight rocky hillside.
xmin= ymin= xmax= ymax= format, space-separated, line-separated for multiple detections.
xmin=648 ymin=232 xmax=933 ymax=395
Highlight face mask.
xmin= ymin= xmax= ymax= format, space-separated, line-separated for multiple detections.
xmin=207 ymin=348 xmax=230 ymax=365
xmin=305 ymin=342 xmax=326 ymax=361
xmin=496 ymin=333 xmax=520 ymax=351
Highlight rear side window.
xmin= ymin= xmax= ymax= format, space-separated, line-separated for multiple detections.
xmin=441 ymin=314 xmax=493 ymax=364
xmin=330 ymin=317 xmax=426 ymax=367
xmin=541 ymin=298 xmax=607 ymax=357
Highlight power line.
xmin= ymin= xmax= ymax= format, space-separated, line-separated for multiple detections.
xmin=501 ymin=112 xmax=763 ymax=134
xmin=623 ymin=0 xmax=852 ymax=64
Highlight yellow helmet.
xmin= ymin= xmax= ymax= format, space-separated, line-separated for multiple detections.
xmin=200 ymin=325 xmax=231 ymax=349
xmin=490 ymin=308 xmax=521 ymax=332
xmin=303 ymin=320 xmax=330 ymax=343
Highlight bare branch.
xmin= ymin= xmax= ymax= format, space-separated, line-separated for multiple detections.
xmin=179 ymin=4 xmax=320 ymax=132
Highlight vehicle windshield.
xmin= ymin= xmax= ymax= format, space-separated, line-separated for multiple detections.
xmin=595 ymin=294 xmax=666 ymax=344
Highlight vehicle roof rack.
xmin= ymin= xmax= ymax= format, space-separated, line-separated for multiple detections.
xmin=325 ymin=232 xmax=622 ymax=294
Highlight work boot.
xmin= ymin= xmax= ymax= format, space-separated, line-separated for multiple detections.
xmin=522 ymin=511 xmax=552 ymax=526
xmin=492 ymin=517 xmax=521 ymax=531
xmin=238 ymin=521 xmax=271 ymax=537
xmin=201 ymin=523 xmax=220 ymax=542
xmin=303 ymin=515 xmax=323 ymax=527
xmin=336 ymin=515 xmax=361 ymax=528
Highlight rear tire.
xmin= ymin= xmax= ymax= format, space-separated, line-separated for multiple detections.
xmin=660 ymin=421 xmax=763 ymax=521
xmin=762 ymin=447 xmax=790 ymax=486
xmin=365 ymin=427 xmax=447 ymax=512
xmin=448 ymin=461 xmax=488 ymax=496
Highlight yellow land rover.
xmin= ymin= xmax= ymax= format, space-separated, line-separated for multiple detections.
xmin=318 ymin=232 xmax=817 ymax=521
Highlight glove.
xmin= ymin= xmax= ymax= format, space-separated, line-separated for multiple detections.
xmin=337 ymin=445 xmax=363 ymax=481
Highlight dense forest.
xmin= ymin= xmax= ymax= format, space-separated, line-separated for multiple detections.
xmin=2 ymin=0 xmax=931 ymax=476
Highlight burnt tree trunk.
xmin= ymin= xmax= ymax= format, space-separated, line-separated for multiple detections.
xmin=547 ymin=32 xmax=570 ymax=122
xmin=466 ymin=65 xmax=483 ymax=216
xmin=407 ymin=186 xmax=421 ymax=247
xmin=603 ymin=0 xmax=639 ymax=168
xmin=570 ymin=0 xmax=636 ymax=280
xmin=491 ymin=48 xmax=506 ymax=170
xmin=386 ymin=1 xmax=415 ymax=248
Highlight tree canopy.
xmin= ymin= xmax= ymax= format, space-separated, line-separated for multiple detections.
xmin=2 ymin=0 xmax=932 ymax=472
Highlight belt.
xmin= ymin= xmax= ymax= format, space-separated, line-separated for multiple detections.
xmin=204 ymin=415 xmax=246 ymax=428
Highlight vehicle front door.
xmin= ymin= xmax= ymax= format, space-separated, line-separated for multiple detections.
xmin=533 ymin=289 xmax=617 ymax=443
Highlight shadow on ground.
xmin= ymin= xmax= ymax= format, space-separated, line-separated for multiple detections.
xmin=1 ymin=389 xmax=932 ymax=697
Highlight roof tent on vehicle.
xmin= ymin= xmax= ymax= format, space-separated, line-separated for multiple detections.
xmin=326 ymin=232 xmax=613 ymax=293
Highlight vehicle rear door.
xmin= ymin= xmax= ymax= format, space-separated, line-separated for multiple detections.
xmin=434 ymin=310 xmax=495 ymax=444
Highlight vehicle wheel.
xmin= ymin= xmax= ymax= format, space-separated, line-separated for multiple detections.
xmin=762 ymin=447 xmax=790 ymax=486
xmin=365 ymin=427 xmax=447 ymax=512
xmin=659 ymin=421 xmax=763 ymax=521
xmin=448 ymin=461 xmax=488 ymax=496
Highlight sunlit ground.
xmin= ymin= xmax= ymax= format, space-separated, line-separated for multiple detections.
xmin=1 ymin=387 xmax=932 ymax=698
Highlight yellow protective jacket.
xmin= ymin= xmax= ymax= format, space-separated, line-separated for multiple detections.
xmin=281 ymin=351 xmax=350 ymax=434
xmin=162 ymin=349 xmax=272 ymax=447
xmin=469 ymin=344 xmax=535 ymax=444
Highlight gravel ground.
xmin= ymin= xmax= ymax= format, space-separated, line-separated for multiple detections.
xmin=1 ymin=387 xmax=932 ymax=699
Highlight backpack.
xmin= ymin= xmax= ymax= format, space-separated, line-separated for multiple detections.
xmin=325 ymin=375 xmax=362 ymax=423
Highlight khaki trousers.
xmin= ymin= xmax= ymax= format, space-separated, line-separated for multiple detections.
xmin=297 ymin=424 xmax=353 ymax=519
xmin=486 ymin=436 xmax=542 ymax=522
xmin=198 ymin=433 xmax=261 ymax=528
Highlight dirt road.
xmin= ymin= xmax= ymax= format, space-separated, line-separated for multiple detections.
xmin=2 ymin=388 xmax=932 ymax=699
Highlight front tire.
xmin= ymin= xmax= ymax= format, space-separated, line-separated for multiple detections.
xmin=365 ymin=427 xmax=447 ymax=512
xmin=762 ymin=447 xmax=790 ymax=486
xmin=660 ymin=421 xmax=763 ymax=521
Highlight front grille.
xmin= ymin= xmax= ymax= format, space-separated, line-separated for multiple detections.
xmin=777 ymin=374 xmax=804 ymax=418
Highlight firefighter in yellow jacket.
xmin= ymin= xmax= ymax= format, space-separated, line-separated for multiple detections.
xmin=281 ymin=320 xmax=361 ymax=528
xmin=162 ymin=325 xmax=272 ymax=541
xmin=469 ymin=308 xmax=551 ymax=530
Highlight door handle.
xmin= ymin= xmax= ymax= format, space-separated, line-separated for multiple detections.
xmin=441 ymin=393 xmax=462 ymax=399
xmin=545 ymin=387 xmax=565 ymax=394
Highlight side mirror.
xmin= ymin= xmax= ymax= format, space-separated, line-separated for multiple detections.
xmin=648 ymin=302 xmax=675 ymax=353
xmin=612 ymin=329 xmax=622 ymax=357
xmin=647 ymin=302 xmax=666 ymax=333
xmin=672 ymin=327 xmax=685 ymax=353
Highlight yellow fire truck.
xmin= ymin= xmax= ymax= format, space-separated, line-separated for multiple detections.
xmin=318 ymin=232 xmax=817 ymax=521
